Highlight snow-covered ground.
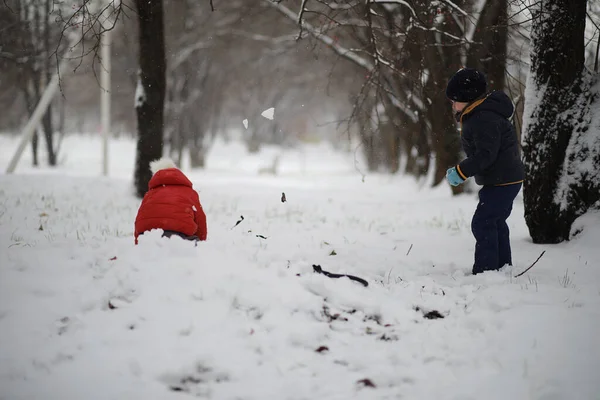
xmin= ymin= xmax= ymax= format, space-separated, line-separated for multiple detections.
xmin=1 ymin=135 xmax=599 ymax=400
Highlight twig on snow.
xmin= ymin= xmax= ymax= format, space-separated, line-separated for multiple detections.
xmin=231 ymin=215 xmax=245 ymax=230
xmin=514 ymin=250 xmax=546 ymax=278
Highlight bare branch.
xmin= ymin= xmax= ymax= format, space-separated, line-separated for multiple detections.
xmin=263 ymin=0 xmax=375 ymax=71
xmin=514 ymin=251 xmax=546 ymax=278
xmin=314 ymin=0 xmax=360 ymax=10
xmin=440 ymin=0 xmax=468 ymax=17
xmin=371 ymin=0 xmax=417 ymax=19
xmin=297 ymin=0 xmax=309 ymax=24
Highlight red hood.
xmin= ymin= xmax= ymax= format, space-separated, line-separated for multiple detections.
xmin=148 ymin=168 xmax=193 ymax=189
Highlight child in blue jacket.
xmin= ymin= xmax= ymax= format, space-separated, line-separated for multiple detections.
xmin=445 ymin=68 xmax=525 ymax=275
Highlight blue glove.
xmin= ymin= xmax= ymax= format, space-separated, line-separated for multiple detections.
xmin=446 ymin=167 xmax=465 ymax=186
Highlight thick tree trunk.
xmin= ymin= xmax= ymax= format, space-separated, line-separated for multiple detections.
xmin=522 ymin=0 xmax=592 ymax=243
xmin=134 ymin=0 xmax=166 ymax=198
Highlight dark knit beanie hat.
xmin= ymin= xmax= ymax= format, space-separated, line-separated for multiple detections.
xmin=445 ymin=68 xmax=487 ymax=103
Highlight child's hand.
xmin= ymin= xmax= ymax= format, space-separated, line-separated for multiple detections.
xmin=446 ymin=167 xmax=465 ymax=186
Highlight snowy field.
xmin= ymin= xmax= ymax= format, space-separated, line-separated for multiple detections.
xmin=1 ymin=134 xmax=600 ymax=400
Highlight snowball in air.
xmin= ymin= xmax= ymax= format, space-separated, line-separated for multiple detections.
xmin=261 ymin=108 xmax=275 ymax=120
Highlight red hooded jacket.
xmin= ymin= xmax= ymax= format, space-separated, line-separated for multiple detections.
xmin=134 ymin=168 xmax=207 ymax=244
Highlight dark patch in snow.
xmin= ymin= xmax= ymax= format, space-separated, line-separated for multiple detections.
xmin=165 ymin=364 xmax=229 ymax=394
xmin=57 ymin=317 xmax=70 ymax=335
xmin=364 ymin=314 xmax=383 ymax=325
xmin=312 ymin=265 xmax=368 ymax=287
xmin=321 ymin=305 xmax=348 ymax=323
xmin=231 ymin=215 xmax=244 ymax=229
xmin=423 ymin=311 xmax=444 ymax=319
xmin=357 ymin=378 xmax=376 ymax=388
xmin=414 ymin=306 xmax=445 ymax=319
xmin=315 ymin=346 xmax=329 ymax=353
xmin=378 ymin=334 xmax=398 ymax=341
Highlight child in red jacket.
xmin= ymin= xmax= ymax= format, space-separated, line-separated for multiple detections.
xmin=134 ymin=158 xmax=207 ymax=244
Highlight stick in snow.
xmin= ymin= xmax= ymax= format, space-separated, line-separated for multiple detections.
xmin=406 ymin=243 xmax=413 ymax=256
xmin=231 ymin=215 xmax=245 ymax=230
xmin=313 ymin=264 xmax=368 ymax=287
xmin=514 ymin=250 xmax=546 ymax=278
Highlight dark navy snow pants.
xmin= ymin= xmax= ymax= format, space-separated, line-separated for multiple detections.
xmin=471 ymin=183 xmax=522 ymax=275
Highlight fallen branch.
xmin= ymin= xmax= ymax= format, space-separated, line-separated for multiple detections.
xmin=231 ymin=215 xmax=244 ymax=230
xmin=514 ymin=250 xmax=546 ymax=278
xmin=313 ymin=264 xmax=368 ymax=287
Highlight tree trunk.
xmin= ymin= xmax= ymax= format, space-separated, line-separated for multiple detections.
xmin=522 ymin=0 xmax=595 ymax=243
xmin=23 ymin=86 xmax=39 ymax=167
xmin=42 ymin=108 xmax=56 ymax=166
xmin=426 ymin=78 xmax=463 ymax=190
xmin=356 ymin=100 xmax=380 ymax=172
xmin=380 ymin=119 xmax=401 ymax=173
xmin=189 ymin=147 xmax=206 ymax=168
xmin=134 ymin=0 xmax=166 ymax=198
xmin=31 ymin=129 xmax=39 ymax=166
xmin=394 ymin=11 xmax=431 ymax=180
xmin=467 ymin=0 xmax=508 ymax=91
xmin=55 ymin=95 xmax=66 ymax=160
xmin=42 ymin=0 xmax=56 ymax=166
xmin=423 ymin=0 xmax=465 ymax=193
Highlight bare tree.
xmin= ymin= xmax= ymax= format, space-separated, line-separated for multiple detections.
xmin=133 ymin=0 xmax=166 ymax=198
xmin=263 ymin=0 xmax=481 ymax=191
xmin=0 ymin=0 xmax=64 ymax=166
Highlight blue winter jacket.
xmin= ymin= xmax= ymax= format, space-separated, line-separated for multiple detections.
xmin=456 ymin=91 xmax=525 ymax=186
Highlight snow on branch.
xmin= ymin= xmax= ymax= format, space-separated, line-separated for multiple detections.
xmin=263 ymin=0 xmax=375 ymax=71
xmin=54 ymin=0 xmax=130 ymax=73
xmin=297 ymin=0 xmax=309 ymax=25
xmin=314 ymin=0 xmax=360 ymax=10
xmin=263 ymin=0 xmax=419 ymax=124
xmin=370 ymin=0 xmax=418 ymax=19
xmin=371 ymin=0 xmax=471 ymax=44
xmin=440 ymin=0 xmax=469 ymax=17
